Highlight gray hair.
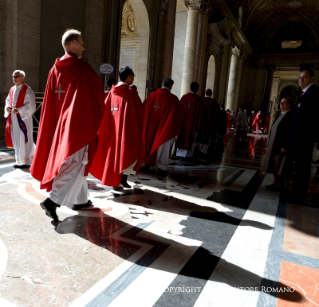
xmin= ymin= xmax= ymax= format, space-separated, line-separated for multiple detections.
xmin=12 ymin=70 xmax=25 ymax=77
xmin=61 ymin=29 xmax=82 ymax=48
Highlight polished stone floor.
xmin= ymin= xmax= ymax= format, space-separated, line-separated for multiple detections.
xmin=0 ymin=132 xmax=318 ymax=307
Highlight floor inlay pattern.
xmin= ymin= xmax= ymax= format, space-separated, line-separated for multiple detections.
xmin=0 ymin=133 xmax=318 ymax=306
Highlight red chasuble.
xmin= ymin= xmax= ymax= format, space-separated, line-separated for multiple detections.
xmin=141 ymin=88 xmax=182 ymax=166
xmin=251 ymin=113 xmax=257 ymax=130
xmin=263 ymin=115 xmax=270 ymax=133
xmin=197 ymin=97 xmax=219 ymax=144
xmin=226 ymin=110 xmax=231 ymax=131
xmin=176 ymin=93 xmax=204 ymax=150
xmin=30 ymin=54 xmax=105 ymax=191
xmin=252 ymin=113 xmax=260 ymax=131
xmin=90 ymin=84 xmax=143 ymax=187
xmin=5 ymin=84 xmax=29 ymax=148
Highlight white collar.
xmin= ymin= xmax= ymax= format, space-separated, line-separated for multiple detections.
xmin=302 ymin=83 xmax=314 ymax=93
xmin=161 ymin=86 xmax=170 ymax=91
xmin=116 ymin=81 xmax=129 ymax=87
xmin=205 ymin=95 xmax=212 ymax=98
xmin=15 ymin=84 xmax=23 ymax=89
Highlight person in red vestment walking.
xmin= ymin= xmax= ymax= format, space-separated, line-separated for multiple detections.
xmin=30 ymin=29 xmax=105 ymax=221
xmin=105 ymin=78 xmax=116 ymax=99
xmin=252 ymin=110 xmax=263 ymax=134
xmin=176 ymin=82 xmax=204 ymax=158
xmin=141 ymin=78 xmax=182 ymax=176
xmin=90 ymin=66 xmax=143 ymax=190
xmin=197 ymin=88 xmax=220 ymax=155
xmin=263 ymin=113 xmax=270 ymax=134
xmin=226 ymin=109 xmax=232 ymax=131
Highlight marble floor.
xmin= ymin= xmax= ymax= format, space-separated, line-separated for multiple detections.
xmin=0 ymin=132 xmax=318 ymax=307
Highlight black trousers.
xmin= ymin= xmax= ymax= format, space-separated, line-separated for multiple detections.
xmin=287 ymin=143 xmax=314 ymax=200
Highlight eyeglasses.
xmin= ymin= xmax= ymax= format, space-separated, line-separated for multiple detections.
xmin=12 ymin=76 xmax=23 ymax=79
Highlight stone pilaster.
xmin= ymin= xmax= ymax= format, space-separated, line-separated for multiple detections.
xmin=269 ymin=77 xmax=281 ymax=127
xmin=102 ymin=0 xmax=126 ymax=82
xmin=234 ymin=53 xmax=244 ymax=111
xmin=84 ymin=0 xmax=105 ymax=74
xmin=180 ymin=0 xmax=207 ymax=96
xmin=262 ymin=64 xmax=276 ymax=111
xmin=218 ymin=40 xmax=232 ymax=106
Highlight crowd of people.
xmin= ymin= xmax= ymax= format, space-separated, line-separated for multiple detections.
xmin=4 ymin=29 xmax=319 ymax=222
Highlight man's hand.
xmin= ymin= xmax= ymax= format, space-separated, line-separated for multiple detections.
xmin=12 ymin=108 xmax=19 ymax=115
xmin=6 ymin=106 xmax=12 ymax=113
xmin=281 ymin=148 xmax=287 ymax=153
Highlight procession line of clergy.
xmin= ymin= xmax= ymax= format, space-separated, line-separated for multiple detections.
xmin=4 ymin=29 xmax=220 ymax=222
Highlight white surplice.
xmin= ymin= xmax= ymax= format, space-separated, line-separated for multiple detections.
xmin=4 ymin=84 xmax=36 ymax=165
xmin=49 ymin=145 xmax=89 ymax=208
xmin=156 ymin=138 xmax=174 ymax=170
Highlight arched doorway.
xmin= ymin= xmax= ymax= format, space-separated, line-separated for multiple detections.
xmin=206 ymin=55 xmax=216 ymax=94
xmin=120 ymin=0 xmax=150 ymax=100
xmin=279 ymin=85 xmax=298 ymax=104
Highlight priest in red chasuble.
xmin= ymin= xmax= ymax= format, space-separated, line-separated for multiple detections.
xmin=176 ymin=82 xmax=204 ymax=158
xmin=141 ymin=78 xmax=182 ymax=177
xmin=30 ymin=29 xmax=105 ymax=221
xmin=226 ymin=109 xmax=232 ymax=131
xmin=197 ymin=88 xmax=220 ymax=155
xmin=90 ymin=66 xmax=143 ymax=190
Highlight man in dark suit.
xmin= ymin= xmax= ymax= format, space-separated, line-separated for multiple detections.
xmin=283 ymin=69 xmax=319 ymax=204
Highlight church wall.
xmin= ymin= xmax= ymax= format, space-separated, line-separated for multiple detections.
xmin=39 ymin=0 xmax=86 ymax=91
xmin=171 ymin=10 xmax=188 ymax=98
xmin=0 ymin=0 xmax=41 ymax=139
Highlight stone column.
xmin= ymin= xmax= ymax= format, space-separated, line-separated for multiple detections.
xmin=194 ymin=8 xmax=208 ymax=95
xmin=180 ymin=0 xmax=207 ymax=96
xmin=194 ymin=12 xmax=204 ymax=81
xmin=198 ymin=11 xmax=209 ymax=95
xmin=226 ymin=46 xmax=241 ymax=111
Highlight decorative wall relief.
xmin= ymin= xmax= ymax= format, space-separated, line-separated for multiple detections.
xmin=121 ymin=1 xmax=137 ymax=38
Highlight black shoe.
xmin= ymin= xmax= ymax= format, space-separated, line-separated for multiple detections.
xmin=40 ymin=198 xmax=59 ymax=222
xmin=13 ymin=164 xmax=30 ymax=169
xmin=143 ymin=164 xmax=151 ymax=173
xmin=72 ymin=200 xmax=92 ymax=210
xmin=113 ymin=186 xmax=121 ymax=191
xmin=266 ymin=184 xmax=280 ymax=192
xmin=120 ymin=175 xmax=131 ymax=188
xmin=157 ymin=168 xmax=168 ymax=177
